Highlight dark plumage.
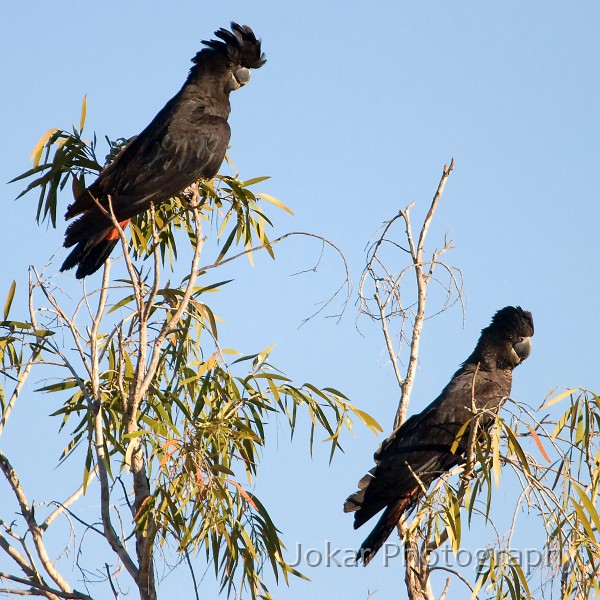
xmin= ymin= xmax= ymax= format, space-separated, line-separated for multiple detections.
xmin=61 ymin=23 xmax=266 ymax=278
xmin=344 ymin=306 xmax=534 ymax=565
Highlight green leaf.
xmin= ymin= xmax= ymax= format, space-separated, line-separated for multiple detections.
xmin=241 ymin=176 xmax=270 ymax=186
xmin=193 ymin=279 xmax=234 ymax=295
xmin=3 ymin=281 xmax=16 ymax=321
xmin=256 ymin=193 xmax=295 ymax=216
xmin=108 ymin=293 xmax=136 ymax=313
xmin=8 ymin=163 xmax=53 ymax=184
xmin=470 ymin=568 xmax=488 ymax=600
xmin=502 ymin=426 xmax=532 ymax=477
xmin=30 ymin=128 xmax=59 ymax=167
xmin=570 ymin=496 xmax=597 ymax=541
xmin=491 ymin=418 xmax=501 ymax=487
xmin=509 ymin=556 xmax=532 ymax=599
xmin=79 ymin=95 xmax=87 ymax=131
xmin=322 ymin=386 xmax=350 ymax=400
xmin=35 ymin=380 xmax=79 ymax=393
xmin=215 ymin=225 xmax=238 ymax=263
xmin=212 ymin=464 xmax=235 ymax=476
xmin=348 ymin=405 xmax=383 ymax=434
xmin=450 ymin=419 xmax=471 ymax=454
xmin=539 ymin=388 xmax=578 ymax=410
xmin=572 ymin=482 xmax=600 ymax=538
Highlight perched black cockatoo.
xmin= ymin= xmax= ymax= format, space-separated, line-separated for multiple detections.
xmin=61 ymin=23 xmax=266 ymax=278
xmin=344 ymin=306 xmax=534 ymax=565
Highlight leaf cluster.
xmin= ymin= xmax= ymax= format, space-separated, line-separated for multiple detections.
xmin=2 ymin=107 xmax=380 ymax=599
xmin=402 ymin=392 xmax=600 ymax=600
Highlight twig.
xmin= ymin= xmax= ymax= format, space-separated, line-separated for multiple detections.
xmin=105 ymin=563 xmax=120 ymax=599
xmin=429 ymin=566 xmax=475 ymax=593
xmin=42 ymin=465 xmax=99 ymax=530
xmin=199 ymin=230 xmax=352 ymax=325
xmin=0 ymin=272 xmax=43 ymax=436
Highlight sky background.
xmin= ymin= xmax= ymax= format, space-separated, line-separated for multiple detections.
xmin=1 ymin=2 xmax=600 ymax=599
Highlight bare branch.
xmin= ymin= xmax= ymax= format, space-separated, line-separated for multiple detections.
xmin=0 ymin=572 xmax=92 ymax=600
xmin=359 ymin=161 xmax=460 ymax=600
xmin=358 ymin=161 xmax=459 ymax=432
xmin=0 ymin=451 xmax=73 ymax=594
xmin=395 ymin=159 xmax=455 ymax=428
xmin=105 ymin=563 xmax=120 ymax=599
xmin=0 ymin=530 xmax=40 ymax=584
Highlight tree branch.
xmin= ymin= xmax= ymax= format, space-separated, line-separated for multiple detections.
xmin=0 ymin=572 xmax=92 ymax=600
xmin=395 ymin=159 xmax=455 ymax=428
xmin=0 ymin=451 xmax=73 ymax=594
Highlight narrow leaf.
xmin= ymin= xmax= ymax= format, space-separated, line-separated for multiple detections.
xmin=570 ymin=496 xmax=597 ymax=541
xmin=350 ymin=406 xmax=383 ymax=434
xmin=256 ymin=193 xmax=295 ymax=215
xmin=503 ymin=426 xmax=532 ymax=477
xmin=539 ymin=388 xmax=578 ymax=410
xmin=470 ymin=571 xmax=487 ymax=600
xmin=450 ymin=419 xmax=471 ymax=454
xmin=241 ymin=176 xmax=270 ymax=186
xmin=79 ymin=95 xmax=87 ymax=131
xmin=212 ymin=463 xmax=235 ymax=476
xmin=35 ymin=380 xmax=78 ymax=393
xmin=509 ymin=556 xmax=532 ymax=598
xmin=527 ymin=424 xmax=551 ymax=462
xmin=3 ymin=280 xmax=16 ymax=321
xmin=230 ymin=480 xmax=258 ymax=510
xmin=572 ymin=482 xmax=600 ymax=537
xmin=30 ymin=128 xmax=59 ymax=167
xmin=492 ymin=420 xmax=501 ymax=487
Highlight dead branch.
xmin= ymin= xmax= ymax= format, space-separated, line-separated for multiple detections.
xmin=359 ymin=161 xmax=462 ymax=600
xmin=0 ymin=451 xmax=73 ymax=595
xmin=0 ymin=572 xmax=92 ymax=599
xmin=358 ymin=160 xmax=461 ymax=430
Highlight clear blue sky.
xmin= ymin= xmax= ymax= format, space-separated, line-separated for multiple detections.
xmin=2 ymin=2 xmax=600 ymax=599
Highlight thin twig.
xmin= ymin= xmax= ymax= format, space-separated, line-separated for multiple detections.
xmin=429 ymin=566 xmax=475 ymax=593
xmin=42 ymin=465 xmax=99 ymax=530
xmin=199 ymin=230 xmax=352 ymax=325
xmin=0 ymin=272 xmax=43 ymax=436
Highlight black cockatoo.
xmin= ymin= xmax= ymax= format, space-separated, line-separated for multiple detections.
xmin=344 ymin=306 xmax=534 ymax=565
xmin=61 ymin=23 xmax=266 ymax=278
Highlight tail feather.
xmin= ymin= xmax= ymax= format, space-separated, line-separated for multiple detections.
xmin=357 ymin=493 xmax=417 ymax=565
xmin=61 ymin=237 xmax=120 ymax=279
xmin=61 ymin=217 xmax=131 ymax=279
xmin=343 ymin=468 xmax=376 ymax=523
xmin=64 ymin=213 xmax=111 ymax=248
